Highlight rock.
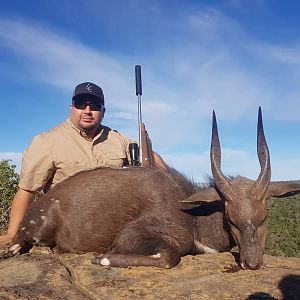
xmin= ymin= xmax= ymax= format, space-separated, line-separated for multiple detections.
xmin=0 ymin=250 xmax=299 ymax=299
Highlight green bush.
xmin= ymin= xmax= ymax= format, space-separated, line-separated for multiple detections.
xmin=265 ymin=195 xmax=300 ymax=258
xmin=0 ymin=159 xmax=19 ymax=233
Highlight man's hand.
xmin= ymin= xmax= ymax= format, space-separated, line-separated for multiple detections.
xmin=0 ymin=233 xmax=12 ymax=247
xmin=1 ymin=188 xmax=36 ymax=248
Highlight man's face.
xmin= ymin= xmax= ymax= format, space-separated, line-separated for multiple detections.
xmin=70 ymin=99 xmax=104 ymax=134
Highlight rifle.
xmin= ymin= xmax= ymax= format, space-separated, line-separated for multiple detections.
xmin=140 ymin=122 xmax=154 ymax=167
xmin=129 ymin=65 xmax=154 ymax=167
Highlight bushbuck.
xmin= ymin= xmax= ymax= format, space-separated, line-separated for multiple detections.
xmin=1 ymin=108 xmax=299 ymax=270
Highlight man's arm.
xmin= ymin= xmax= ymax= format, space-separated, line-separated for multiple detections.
xmin=0 ymin=188 xmax=36 ymax=246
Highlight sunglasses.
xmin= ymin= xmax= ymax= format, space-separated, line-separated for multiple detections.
xmin=73 ymin=100 xmax=103 ymax=111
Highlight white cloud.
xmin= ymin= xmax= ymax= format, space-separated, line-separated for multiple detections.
xmin=0 ymin=14 xmax=299 ymax=126
xmin=267 ymin=46 xmax=300 ymax=65
xmin=164 ymin=148 xmax=300 ymax=183
xmin=165 ymin=148 xmax=260 ymax=183
xmin=271 ymin=158 xmax=300 ymax=181
xmin=0 ymin=18 xmax=134 ymax=108
xmin=164 ymin=152 xmax=211 ymax=183
xmin=0 ymin=10 xmax=299 ymax=182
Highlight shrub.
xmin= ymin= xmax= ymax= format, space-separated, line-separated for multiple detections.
xmin=0 ymin=159 xmax=19 ymax=233
xmin=265 ymin=195 xmax=300 ymax=258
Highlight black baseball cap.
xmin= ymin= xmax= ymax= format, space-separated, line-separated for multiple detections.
xmin=72 ymin=82 xmax=105 ymax=106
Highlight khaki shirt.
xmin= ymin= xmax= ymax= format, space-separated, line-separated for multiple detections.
xmin=19 ymin=119 xmax=133 ymax=192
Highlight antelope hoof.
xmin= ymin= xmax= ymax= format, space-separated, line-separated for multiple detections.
xmin=0 ymin=243 xmax=21 ymax=259
xmin=91 ymin=253 xmax=111 ymax=268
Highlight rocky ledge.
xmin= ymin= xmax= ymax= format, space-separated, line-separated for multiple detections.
xmin=0 ymin=248 xmax=299 ymax=299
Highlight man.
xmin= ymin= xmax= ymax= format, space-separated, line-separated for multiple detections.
xmin=0 ymin=82 xmax=166 ymax=246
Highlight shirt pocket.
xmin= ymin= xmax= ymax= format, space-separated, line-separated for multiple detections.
xmin=102 ymin=151 xmax=127 ymax=167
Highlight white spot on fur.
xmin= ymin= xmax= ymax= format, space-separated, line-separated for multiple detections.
xmin=40 ymin=209 xmax=44 ymax=212
xmin=194 ymin=241 xmax=218 ymax=254
xmin=151 ymin=253 xmax=161 ymax=259
xmin=21 ymin=227 xmax=26 ymax=231
xmin=100 ymin=258 xmax=110 ymax=266
xmin=246 ymin=220 xmax=255 ymax=229
xmin=33 ymin=237 xmax=40 ymax=244
xmin=29 ymin=220 xmax=36 ymax=224
xmin=50 ymin=198 xmax=55 ymax=202
xmin=41 ymin=215 xmax=47 ymax=221
xmin=9 ymin=244 xmax=21 ymax=255
xmin=9 ymin=244 xmax=20 ymax=252
xmin=55 ymin=200 xmax=60 ymax=203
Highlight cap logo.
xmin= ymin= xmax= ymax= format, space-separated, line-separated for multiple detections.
xmin=86 ymin=83 xmax=93 ymax=93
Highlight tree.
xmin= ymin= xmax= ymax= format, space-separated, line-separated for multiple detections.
xmin=0 ymin=159 xmax=19 ymax=233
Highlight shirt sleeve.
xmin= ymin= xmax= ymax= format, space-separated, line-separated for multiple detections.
xmin=19 ymin=134 xmax=55 ymax=192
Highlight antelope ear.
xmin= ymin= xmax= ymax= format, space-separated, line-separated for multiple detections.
xmin=180 ymin=187 xmax=221 ymax=205
xmin=267 ymin=180 xmax=300 ymax=198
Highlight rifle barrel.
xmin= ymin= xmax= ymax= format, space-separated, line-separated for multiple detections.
xmin=135 ymin=65 xmax=143 ymax=165
xmin=135 ymin=65 xmax=142 ymax=96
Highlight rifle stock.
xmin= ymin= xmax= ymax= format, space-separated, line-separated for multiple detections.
xmin=140 ymin=122 xmax=154 ymax=167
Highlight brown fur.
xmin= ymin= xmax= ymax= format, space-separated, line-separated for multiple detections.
xmin=12 ymin=167 xmax=199 ymax=268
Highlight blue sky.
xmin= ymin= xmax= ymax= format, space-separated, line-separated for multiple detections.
xmin=0 ymin=0 xmax=300 ymax=182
